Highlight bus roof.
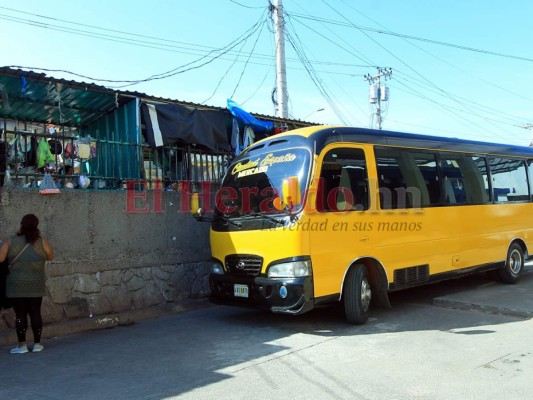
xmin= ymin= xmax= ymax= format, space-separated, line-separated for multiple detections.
xmin=247 ymin=125 xmax=533 ymax=158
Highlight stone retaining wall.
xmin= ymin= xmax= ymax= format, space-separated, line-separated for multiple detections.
xmin=0 ymin=188 xmax=212 ymax=333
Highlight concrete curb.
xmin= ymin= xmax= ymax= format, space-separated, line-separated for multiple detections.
xmin=0 ymin=299 xmax=213 ymax=347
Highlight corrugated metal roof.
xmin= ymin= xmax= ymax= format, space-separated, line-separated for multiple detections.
xmin=0 ymin=67 xmax=311 ymax=129
xmin=0 ymin=67 xmax=126 ymax=127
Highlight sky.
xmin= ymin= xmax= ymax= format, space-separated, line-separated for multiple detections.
xmin=1 ymin=0 xmax=532 ymax=146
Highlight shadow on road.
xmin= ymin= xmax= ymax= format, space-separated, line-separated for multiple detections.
xmin=0 ymin=271 xmax=529 ymax=400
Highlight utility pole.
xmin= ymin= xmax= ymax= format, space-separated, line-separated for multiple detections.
xmin=364 ymin=67 xmax=392 ymax=129
xmin=270 ymin=0 xmax=289 ymax=118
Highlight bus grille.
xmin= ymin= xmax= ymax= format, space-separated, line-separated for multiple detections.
xmin=225 ymin=254 xmax=263 ymax=276
xmin=394 ymin=265 xmax=429 ymax=287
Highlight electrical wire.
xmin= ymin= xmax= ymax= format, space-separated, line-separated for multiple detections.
xmin=230 ymin=16 xmax=267 ymax=99
xmin=320 ymin=0 xmax=518 ymax=137
xmin=201 ymin=20 xmax=264 ymax=104
xmin=284 ymin=14 xmax=350 ymax=124
xmin=391 ymin=76 xmax=522 ymax=143
xmin=392 ymin=71 xmax=532 ymax=127
xmin=2 ymin=10 xmax=269 ymax=87
xmin=335 ymin=0 xmax=533 ymax=105
xmin=241 ymin=22 xmax=277 ymax=106
xmin=0 ymin=7 xmax=372 ymax=80
xmin=229 ymin=0 xmax=265 ymax=9
xmin=285 ymin=10 xmax=354 ymax=123
xmin=2 ymin=2 xmax=530 ymax=138
xmin=289 ymin=10 xmax=533 ymax=63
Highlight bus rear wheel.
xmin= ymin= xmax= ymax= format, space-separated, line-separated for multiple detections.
xmin=497 ymin=243 xmax=524 ymax=284
xmin=343 ymin=264 xmax=371 ymax=324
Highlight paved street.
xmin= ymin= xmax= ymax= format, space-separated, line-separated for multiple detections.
xmin=0 ymin=269 xmax=531 ymax=400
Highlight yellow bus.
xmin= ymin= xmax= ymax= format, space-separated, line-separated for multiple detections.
xmin=203 ymin=125 xmax=532 ymax=324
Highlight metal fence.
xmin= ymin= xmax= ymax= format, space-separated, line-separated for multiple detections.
xmin=0 ymin=118 xmax=231 ymax=190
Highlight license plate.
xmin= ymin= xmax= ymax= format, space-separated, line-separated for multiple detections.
xmin=234 ymin=284 xmax=249 ymax=298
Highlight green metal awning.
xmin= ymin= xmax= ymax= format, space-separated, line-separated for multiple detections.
xmin=0 ymin=67 xmax=312 ymax=130
xmin=0 ymin=67 xmax=130 ymax=127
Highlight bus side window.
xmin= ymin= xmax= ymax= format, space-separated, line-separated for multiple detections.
xmin=376 ymin=148 xmax=440 ymax=209
xmin=457 ymin=156 xmax=490 ymax=204
xmin=489 ymin=158 xmax=529 ymax=202
xmin=376 ymin=150 xmax=407 ymax=209
xmin=407 ymin=152 xmax=440 ymax=206
xmin=440 ymin=157 xmax=467 ymax=204
xmin=318 ymin=148 xmax=368 ymax=212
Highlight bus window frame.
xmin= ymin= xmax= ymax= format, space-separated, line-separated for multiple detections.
xmin=315 ymin=145 xmax=370 ymax=213
xmin=489 ymin=157 xmax=530 ymax=204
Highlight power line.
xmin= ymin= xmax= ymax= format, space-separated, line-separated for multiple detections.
xmin=287 ymin=0 xmax=533 ymax=136
xmin=391 ymin=77 xmax=523 ymax=143
xmin=392 ymin=71 xmax=532 ymax=127
xmin=289 ymin=11 xmax=533 ymax=63
xmin=334 ymin=0 xmax=533 ymax=105
xmin=0 ymin=7 xmax=372 ymax=72
xmin=230 ymin=16 xmax=267 ymax=98
xmin=4 ymin=12 xmax=270 ymax=87
xmin=321 ymin=0 xmax=519 ymax=139
xmin=284 ymin=13 xmax=350 ymax=124
xmin=201 ymin=25 xmax=260 ymax=104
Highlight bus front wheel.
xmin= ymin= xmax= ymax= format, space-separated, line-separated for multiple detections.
xmin=497 ymin=243 xmax=524 ymax=284
xmin=343 ymin=264 xmax=371 ymax=324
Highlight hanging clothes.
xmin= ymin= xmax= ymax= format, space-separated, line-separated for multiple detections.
xmin=231 ymin=118 xmax=241 ymax=156
xmin=37 ymin=138 xmax=55 ymax=168
xmin=243 ymin=126 xmax=255 ymax=149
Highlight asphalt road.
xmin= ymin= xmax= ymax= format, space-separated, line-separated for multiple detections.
xmin=0 ymin=272 xmax=531 ymax=400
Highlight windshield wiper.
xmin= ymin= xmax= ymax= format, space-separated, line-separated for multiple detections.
xmin=250 ymin=212 xmax=285 ymax=226
xmin=214 ymin=215 xmax=242 ymax=228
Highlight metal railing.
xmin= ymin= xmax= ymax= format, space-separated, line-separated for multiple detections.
xmin=0 ymin=120 xmax=231 ymax=190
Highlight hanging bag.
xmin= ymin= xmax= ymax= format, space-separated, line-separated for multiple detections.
xmin=8 ymin=243 xmax=30 ymax=272
xmin=0 ymin=242 xmax=30 ymax=310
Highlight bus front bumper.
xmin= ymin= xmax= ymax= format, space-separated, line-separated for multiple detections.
xmin=209 ymin=274 xmax=314 ymax=315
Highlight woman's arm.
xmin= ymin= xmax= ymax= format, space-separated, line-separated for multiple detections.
xmin=41 ymin=238 xmax=54 ymax=261
xmin=0 ymin=239 xmax=10 ymax=262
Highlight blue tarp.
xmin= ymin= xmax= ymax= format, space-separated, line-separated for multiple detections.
xmin=227 ymin=99 xmax=274 ymax=133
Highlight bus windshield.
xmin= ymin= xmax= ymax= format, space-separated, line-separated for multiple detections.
xmin=217 ymin=148 xmax=311 ymax=217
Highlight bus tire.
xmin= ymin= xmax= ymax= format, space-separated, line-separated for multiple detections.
xmin=497 ymin=243 xmax=524 ymax=284
xmin=343 ymin=264 xmax=371 ymax=324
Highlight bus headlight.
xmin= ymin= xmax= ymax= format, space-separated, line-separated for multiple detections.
xmin=267 ymin=260 xmax=311 ymax=278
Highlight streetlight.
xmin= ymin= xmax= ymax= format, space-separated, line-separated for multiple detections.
xmin=303 ymin=107 xmax=325 ymax=120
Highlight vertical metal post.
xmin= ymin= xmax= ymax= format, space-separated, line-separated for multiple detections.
xmin=273 ymin=0 xmax=288 ymax=118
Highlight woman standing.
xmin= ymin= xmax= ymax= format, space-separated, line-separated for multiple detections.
xmin=0 ymin=214 xmax=54 ymax=354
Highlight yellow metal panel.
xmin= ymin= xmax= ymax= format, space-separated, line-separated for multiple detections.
xmin=211 ymin=227 xmax=309 ymax=272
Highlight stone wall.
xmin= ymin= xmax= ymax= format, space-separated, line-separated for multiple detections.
xmin=0 ymin=187 xmax=212 ymax=332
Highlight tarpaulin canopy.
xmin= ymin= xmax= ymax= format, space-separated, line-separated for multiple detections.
xmin=227 ymin=99 xmax=274 ymax=133
xmin=141 ymin=102 xmax=229 ymax=151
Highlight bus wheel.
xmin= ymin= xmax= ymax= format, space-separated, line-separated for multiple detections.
xmin=497 ymin=243 xmax=524 ymax=284
xmin=343 ymin=264 xmax=371 ymax=324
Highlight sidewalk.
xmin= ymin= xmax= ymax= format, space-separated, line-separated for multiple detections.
xmin=0 ymin=298 xmax=213 ymax=347
xmin=433 ymin=267 xmax=533 ymax=318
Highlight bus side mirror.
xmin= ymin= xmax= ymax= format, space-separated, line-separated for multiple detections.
xmin=282 ymin=176 xmax=301 ymax=208
xmin=190 ymin=193 xmax=204 ymax=219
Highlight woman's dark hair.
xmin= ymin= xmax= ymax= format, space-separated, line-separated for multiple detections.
xmin=17 ymin=214 xmax=40 ymax=244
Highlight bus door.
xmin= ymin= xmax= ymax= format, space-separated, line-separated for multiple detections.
xmin=307 ymin=145 xmax=374 ymax=298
